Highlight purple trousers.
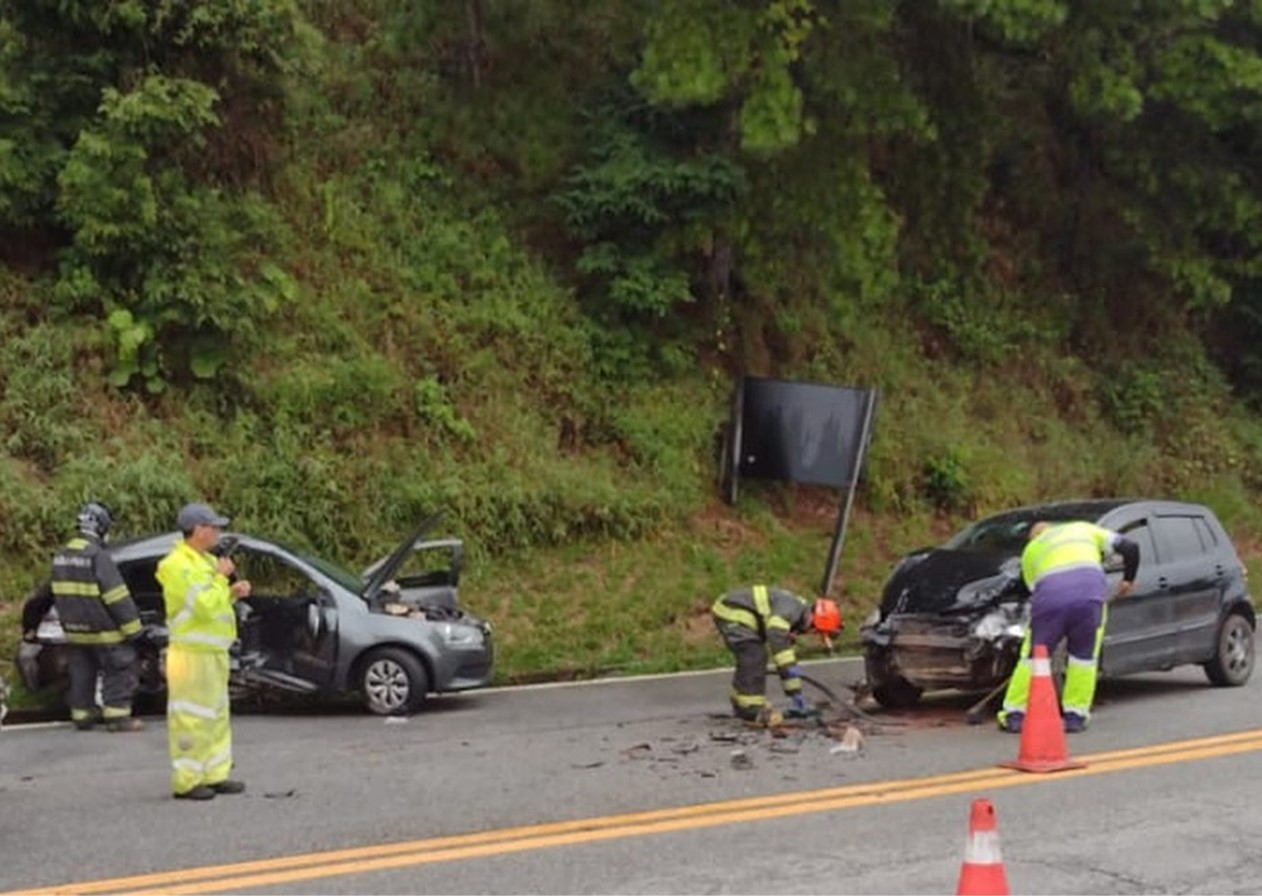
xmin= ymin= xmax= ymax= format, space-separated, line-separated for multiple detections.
xmin=1030 ymin=567 xmax=1106 ymax=661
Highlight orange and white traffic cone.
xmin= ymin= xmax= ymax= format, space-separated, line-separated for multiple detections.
xmin=956 ymin=798 xmax=1010 ymax=896
xmin=1000 ymin=644 xmax=1086 ymax=773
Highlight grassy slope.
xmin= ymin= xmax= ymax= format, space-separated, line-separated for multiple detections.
xmin=7 ymin=6 xmax=1262 ymax=703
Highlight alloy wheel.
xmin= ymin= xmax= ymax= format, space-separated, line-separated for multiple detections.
xmin=364 ymin=659 xmax=410 ymax=713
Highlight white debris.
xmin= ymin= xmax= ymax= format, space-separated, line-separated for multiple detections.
xmin=830 ymin=725 xmax=865 ymax=757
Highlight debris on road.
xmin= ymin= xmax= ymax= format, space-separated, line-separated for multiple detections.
xmin=591 ymin=673 xmax=923 ymax=779
xmin=830 ymin=725 xmax=865 ymax=758
xmin=620 ymin=742 xmax=653 ymax=760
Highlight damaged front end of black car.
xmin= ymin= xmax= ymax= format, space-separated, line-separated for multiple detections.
xmin=860 ymin=548 xmax=1030 ymax=708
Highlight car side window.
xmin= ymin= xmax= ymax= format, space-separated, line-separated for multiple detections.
xmin=1192 ymin=517 xmax=1218 ymax=551
xmin=1156 ymin=515 xmax=1208 ymax=561
xmin=1116 ymin=520 xmax=1158 ymax=569
xmin=239 ymin=549 xmax=311 ymax=599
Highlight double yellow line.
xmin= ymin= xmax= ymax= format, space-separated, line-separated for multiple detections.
xmin=13 ymin=728 xmax=1262 ymax=896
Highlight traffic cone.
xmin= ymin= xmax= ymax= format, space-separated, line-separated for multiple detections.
xmin=956 ymin=798 xmax=1009 ymax=896
xmin=1000 ymin=644 xmax=1086 ymax=773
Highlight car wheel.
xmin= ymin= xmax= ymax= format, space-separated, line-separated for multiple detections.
xmin=359 ymin=647 xmax=429 ymax=715
xmin=864 ymin=646 xmax=924 ymax=709
xmin=1203 ymin=613 xmax=1255 ymax=687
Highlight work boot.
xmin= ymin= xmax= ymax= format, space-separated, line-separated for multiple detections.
xmin=744 ymin=706 xmax=783 ymax=729
xmin=1062 ymin=712 xmax=1088 ymax=734
xmin=105 ymin=717 xmax=145 ymax=733
xmin=72 ymin=717 xmax=99 ymax=731
xmin=210 ymin=780 xmax=246 ymax=795
xmin=174 ymin=786 xmax=216 ymax=801
xmin=999 ymin=711 xmax=1024 ymax=734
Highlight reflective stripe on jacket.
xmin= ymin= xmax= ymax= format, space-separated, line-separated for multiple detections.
xmin=1021 ymin=521 xmax=1119 ymax=590
xmin=712 ymin=585 xmax=809 ymax=677
xmin=50 ymin=535 xmax=141 ymax=644
xmin=156 ymin=540 xmax=236 ymax=653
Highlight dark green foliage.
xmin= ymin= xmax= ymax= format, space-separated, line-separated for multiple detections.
xmin=922 ymin=448 xmax=973 ymax=514
xmin=10 ymin=1 xmax=1262 ymax=684
xmin=0 ymin=0 xmax=304 ymax=389
xmin=552 ymin=104 xmax=744 ymax=380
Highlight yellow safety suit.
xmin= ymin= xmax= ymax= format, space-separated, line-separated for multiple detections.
xmin=156 ymin=539 xmax=237 ymax=795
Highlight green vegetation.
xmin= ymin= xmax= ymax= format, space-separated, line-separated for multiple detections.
xmin=6 ymin=1 xmax=1262 ymax=698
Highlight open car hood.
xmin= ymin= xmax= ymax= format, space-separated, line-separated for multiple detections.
xmin=879 ymin=549 xmax=1023 ymax=616
xmin=360 ymin=511 xmax=446 ymax=602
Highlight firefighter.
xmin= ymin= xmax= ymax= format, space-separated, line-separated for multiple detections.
xmin=711 ymin=585 xmax=843 ymax=725
xmin=49 ymin=501 xmax=145 ymax=732
xmin=997 ymin=520 xmax=1139 ymax=734
xmin=156 ymin=502 xmax=252 ymax=800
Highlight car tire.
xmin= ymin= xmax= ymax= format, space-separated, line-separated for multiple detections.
xmin=1202 ymin=612 xmax=1255 ymax=687
xmin=864 ymin=647 xmax=924 ymax=709
xmin=359 ymin=647 xmax=429 ymax=715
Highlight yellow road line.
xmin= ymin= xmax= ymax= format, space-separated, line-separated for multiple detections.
xmin=12 ymin=728 xmax=1262 ymax=896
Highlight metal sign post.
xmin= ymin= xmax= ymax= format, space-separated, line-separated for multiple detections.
xmin=820 ymin=387 xmax=877 ymax=597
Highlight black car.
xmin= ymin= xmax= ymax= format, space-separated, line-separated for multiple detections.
xmin=860 ymin=499 xmax=1256 ymax=708
xmin=16 ymin=513 xmax=494 ymax=715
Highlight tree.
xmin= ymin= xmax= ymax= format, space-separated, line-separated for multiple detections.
xmin=0 ymin=0 xmax=304 ymax=389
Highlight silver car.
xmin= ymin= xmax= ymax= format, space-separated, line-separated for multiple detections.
xmin=16 ymin=513 xmax=494 ymax=715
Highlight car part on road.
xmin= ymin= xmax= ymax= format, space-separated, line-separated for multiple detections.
xmin=359 ymin=647 xmax=428 ymax=715
xmin=794 ymin=671 xmax=895 ymax=728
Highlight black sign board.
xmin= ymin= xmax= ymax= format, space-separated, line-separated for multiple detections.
xmin=722 ymin=376 xmax=877 ymax=597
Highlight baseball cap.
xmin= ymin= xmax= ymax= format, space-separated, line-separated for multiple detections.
xmin=176 ymin=502 xmax=230 ymax=531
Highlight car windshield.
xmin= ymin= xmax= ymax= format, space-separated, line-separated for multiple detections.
xmin=943 ymin=507 xmax=1098 ymax=555
xmin=287 ymin=547 xmax=363 ymax=595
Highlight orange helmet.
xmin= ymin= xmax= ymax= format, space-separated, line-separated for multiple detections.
xmin=810 ymin=598 xmax=842 ymax=635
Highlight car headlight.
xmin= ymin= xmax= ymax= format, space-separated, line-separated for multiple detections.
xmin=972 ymin=610 xmax=1008 ymax=641
xmin=440 ymin=623 xmax=484 ymax=647
xmin=862 ymin=608 xmax=880 ymax=628
xmin=973 ymin=602 xmax=1027 ymax=642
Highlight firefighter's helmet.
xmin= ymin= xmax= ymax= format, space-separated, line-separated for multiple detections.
xmin=810 ymin=598 xmax=842 ymax=635
xmin=76 ymin=501 xmax=114 ymax=539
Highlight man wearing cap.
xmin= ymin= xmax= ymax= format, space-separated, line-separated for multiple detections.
xmin=157 ymin=502 xmax=252 ymax=801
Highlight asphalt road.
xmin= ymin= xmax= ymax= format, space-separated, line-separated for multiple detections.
xmin=3 ymin=655 xmax=1262 ymax=894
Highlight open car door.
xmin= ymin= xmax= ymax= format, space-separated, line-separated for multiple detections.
xmin=231 ymin=540 xmax=338 ymax=696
